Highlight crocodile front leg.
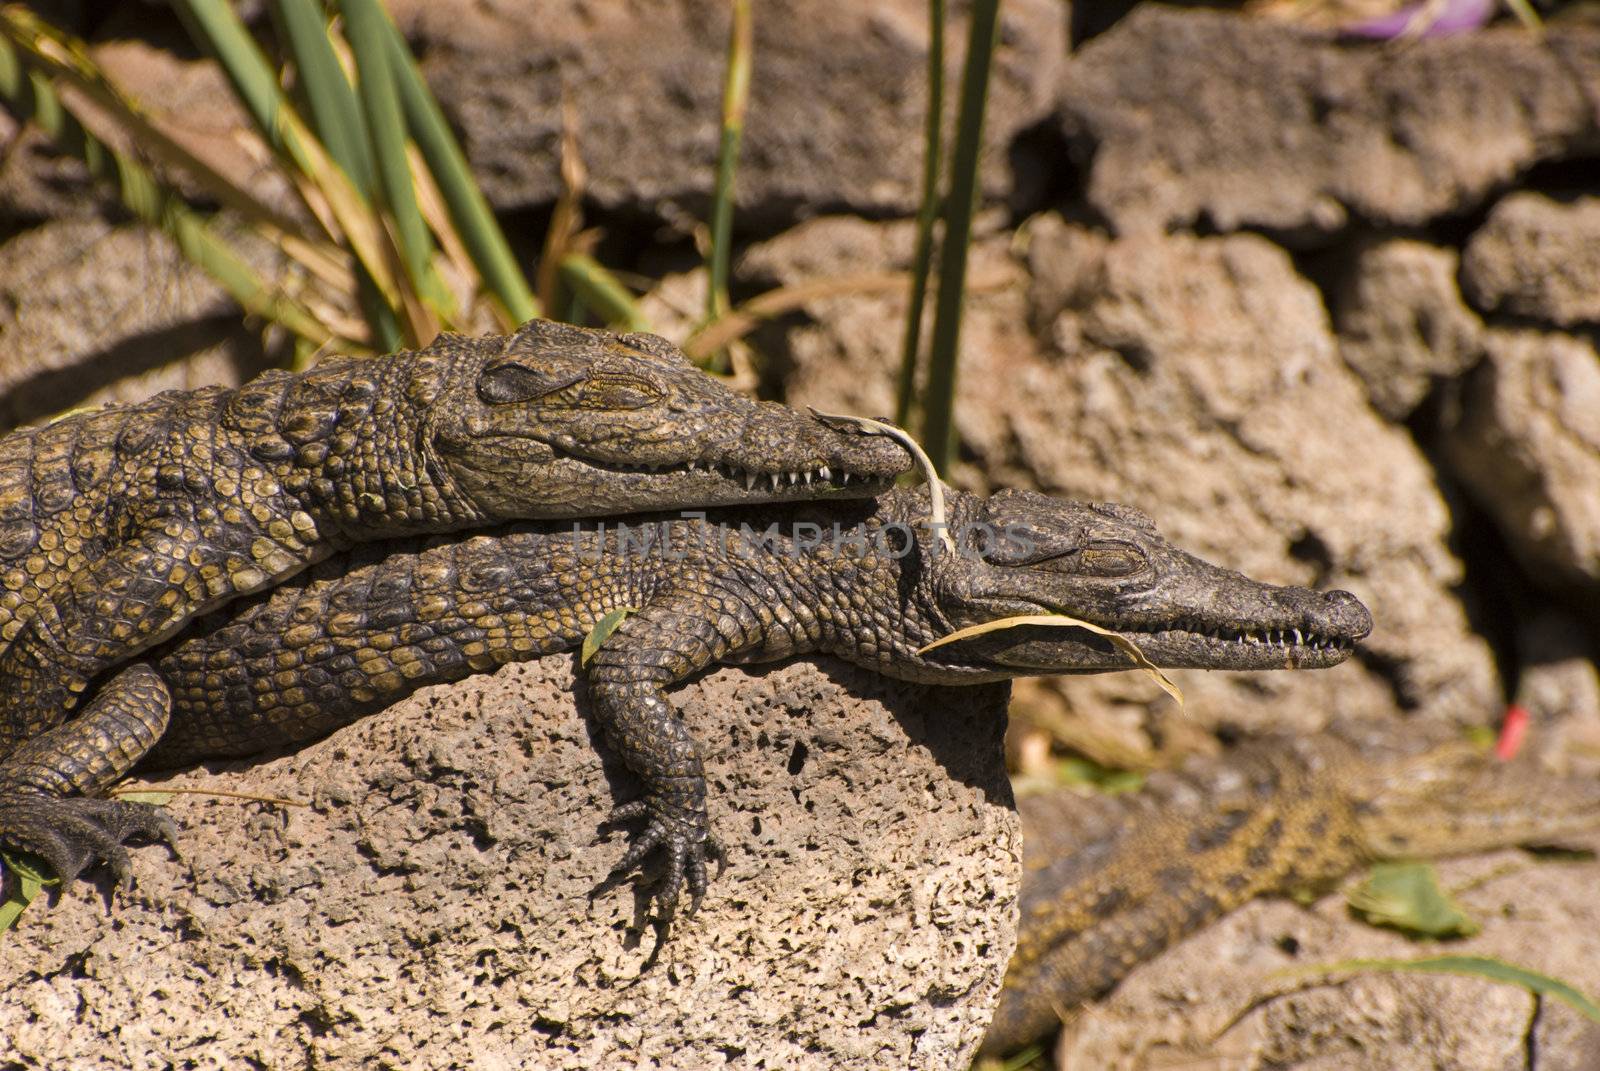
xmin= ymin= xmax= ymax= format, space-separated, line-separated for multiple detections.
xmin=0 ymin=663 xmax=176 ymax=887
xmin=585 ymin=588 xmax=768 ymax=926
xmin=0 ymin=507 xmax=316 ymax=743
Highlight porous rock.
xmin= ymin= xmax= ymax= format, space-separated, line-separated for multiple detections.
xmin=1330 ymin=237 xmax=1483 ymax=420
xmin=1055 ymin=8 xmax=1600 ymax=239
xmin=0 ymin=656 xmax=1018 ymax=1071
xmin=394 ymin=0 xmax=1063 ymax=226
xmin=1462 ymin=192 xmax=1600 ymax=327
xmin=1441 ymin=328 xmax=1600 ymax=598
xmin=738 ymin=214 xmax=1500 ymax=755
xmin=0 ymin=218 xmax=273 ymax=432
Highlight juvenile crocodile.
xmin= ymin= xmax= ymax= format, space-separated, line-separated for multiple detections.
xmin=980 ymin=721 xmax=1600 ymax=1056
xmin=6 ymin=487 xmax=1370 ymax=921
xmin=0 ymin=319 xmax=908 ymax=883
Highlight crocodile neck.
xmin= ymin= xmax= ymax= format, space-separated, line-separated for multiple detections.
xmin=219 ymin=350 xmax=486 ymax=541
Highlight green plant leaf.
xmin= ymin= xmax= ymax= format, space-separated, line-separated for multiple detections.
xmin=0 ymin=849 xmax=58 ymax=937
xmin=582 ymin=607 xmax=637 ymax=667
xmin=1348 ymin=862 xmax=1481 ymax=939
xmin=1317 ymin=956 xmax=1600 ymax=1024
xmin=0 ymin=28 xmax=336 ymax=347
xmin=171 ymin=0 xmax=291 ymax=157
xmin=1053 ymin=756 xmax=1145 ymax=794
xmin=702 ymin=0 xmax=752 ymax=371
xmin=173 ymin=0 xmax=412 ymax=344
xmin=1 ymin=850 xmax=57 ymax=887
xmin=0 ymin=7 xmax=316 ymax=243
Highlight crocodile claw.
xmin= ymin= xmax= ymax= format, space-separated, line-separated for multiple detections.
xmin=0 ymin=793 xmax=177 ymax=889
xmin=602 ymin=797 xmax=724 ymax=928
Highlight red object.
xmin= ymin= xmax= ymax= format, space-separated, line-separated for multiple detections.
xmin=1495 ymin=704 xmax=1530 ymax=761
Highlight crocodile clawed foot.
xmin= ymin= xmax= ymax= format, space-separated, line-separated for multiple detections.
xmin=0 ymin=793 xmax=176 ymax=890
xmin=599 ymin=797 xmax=722 ymax=933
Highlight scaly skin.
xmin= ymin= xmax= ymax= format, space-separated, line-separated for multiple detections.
xmin=0 ymin=319 xmax=908 ymax=882
xmin=6 ymin=487 xmax=1369 ymax=922
xmin=979 ymin=721 xmax=1600 ymax=1056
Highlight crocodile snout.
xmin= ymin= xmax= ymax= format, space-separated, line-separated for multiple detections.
xmin=1322 ymin=589 xmax=1373 ymax=640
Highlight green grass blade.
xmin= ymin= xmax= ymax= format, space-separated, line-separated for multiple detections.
xmin=273 ymin=0 xmax=408 ymax=348
xmin=273 ymin=0 xmax=374 ymax=192
xmin=895 ymin=0 xmax=945 ymax=430
xmin=1318 ymin=956 xmax=1600 ymax=1023
xmin=1502 ymin=0 xmax=1544 ymax=31
xmin=173 ymin=0 xmax=411 ymax=337
xmin=171 ymin=0 xmax=293 ymax=158
xmin=919 ymin=0 xmax=1000 ymax=474
xmin=557 ymin=253 xmax=651 ymax=332
xmin=342 ymin=0 xmax=443 ymax=335
xmin=702 ymin=0 xmax=752 ymax=370
xmin=380 ymin=10 xmax=538 ymax=325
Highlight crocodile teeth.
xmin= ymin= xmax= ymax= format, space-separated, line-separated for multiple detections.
xmin=820 ymin=466 xmax=831 ymax=481
xmin=745 ymin=471 xmax=757 ymax=491
xmin=1293 ymin=628 xmax=1304 ymax=645
xmin=769 ymin=473 xmax=781 ymax=491
xmin=841 ymin=473 xmax=851 ymax=485
xmin=803 ymin=471 xmax=813 ymax=485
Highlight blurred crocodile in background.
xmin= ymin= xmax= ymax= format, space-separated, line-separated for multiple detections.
xmin=980 ymin=720 xmax=1600 ymax=1056
xmin=2 ymin=486 xmax=1370 ymax=925
xmin=0 ymin=318 xmax=910 ymax=889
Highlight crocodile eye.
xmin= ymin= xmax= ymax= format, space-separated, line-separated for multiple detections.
xmin=1033 ymin=541 xmax=1145 ymax=577
xmin=576 ymin=375 xmax=662 ymax=410
xmin=478 ymin=362 xmax=583 ymax=404
xmin=1078 ymin=542 xmax=1144 ymax=577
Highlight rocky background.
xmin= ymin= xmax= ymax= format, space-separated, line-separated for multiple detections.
xmin=1 ymin=1 xmax=1598 ymax=1069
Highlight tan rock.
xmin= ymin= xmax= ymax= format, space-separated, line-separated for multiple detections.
xmin=0 ymin=656 xmax=1018 ymax=1071
xmin=1463 ymin=192 xmax=1600 ymax=327
xmin=739 ymin=214 xmax=1501 ymax=745
xmin=1055 ymin=8 xmax=1600 ymax=238
xmin=395 ymin=0 xmax=1064 ymax=225
xmin=1442 ymin=328 xmax=1600 ymax=596
xmin=0 ymin=218 xmax=274 ymax=431
xmin=1331 ymin=237 xmax=1483 ymax=420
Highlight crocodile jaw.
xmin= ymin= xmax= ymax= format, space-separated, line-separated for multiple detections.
xmin=968 ymin=613 xmax=1367 ymax=673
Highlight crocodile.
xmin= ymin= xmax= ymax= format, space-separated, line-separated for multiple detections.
xmin=2 ymin=486 xmax=1370 ymax=924
xmin=0 ymin=318 xmax=910 ymax=884
xmin=980 ymin=720 xmax=1600 ymax=1056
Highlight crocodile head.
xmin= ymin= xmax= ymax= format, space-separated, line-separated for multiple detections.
xmin=427 ymin=320 xmax=909 ymax=519
xmin=910 ymin=488 xmax=1372 ymax=675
